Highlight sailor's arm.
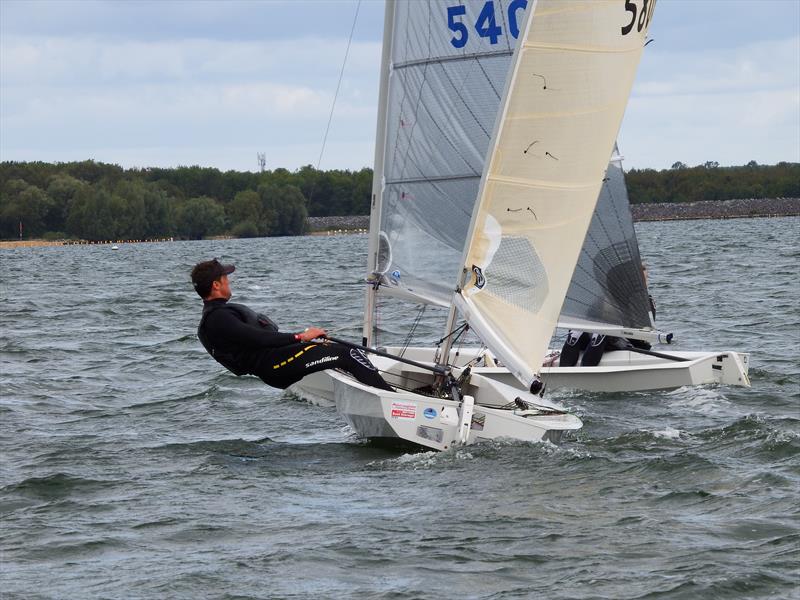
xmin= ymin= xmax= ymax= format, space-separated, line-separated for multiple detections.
xmin=296 ymin=327 xmax=326 ymax=342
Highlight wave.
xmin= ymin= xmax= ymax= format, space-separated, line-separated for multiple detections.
xmin=1 ymin=473 xmax=118 ymax=499
xmin=593 ymin=428 xmax=692 ymax=454
xmin=366 ymin=436 xmax=591 ymax=472
xmin=634 ymin=571 xmax=799 ymax=600
xmin=146 ymin=436 xmax=397 ymax=475
xmin=152 ymin=436 xmax=277 ymax=457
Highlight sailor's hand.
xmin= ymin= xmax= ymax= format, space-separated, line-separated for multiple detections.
xmin=298 ymin=327 xmax=327 ymax=342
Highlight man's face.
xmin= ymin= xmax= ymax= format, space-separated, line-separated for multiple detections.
xmin=213 ymin=274 xmax=232 ymax=300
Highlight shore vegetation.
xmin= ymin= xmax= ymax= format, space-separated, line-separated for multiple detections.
xmin=1 ymin=160 xmax=796 ymax=242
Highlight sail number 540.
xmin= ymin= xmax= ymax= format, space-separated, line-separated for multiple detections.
xmin=447 ymin=0 xmax=528 ymax=48
xmin=621 ymin=0 xmax=656 ymax=35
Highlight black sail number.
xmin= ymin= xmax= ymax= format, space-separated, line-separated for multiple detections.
xmin=621 ymin=0 xmax=656 ymax=36
xmin=638 ymin=0 xmax=649 ymax=30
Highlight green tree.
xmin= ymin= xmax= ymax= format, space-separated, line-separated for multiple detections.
xmin=66 ymin=188 xmax=122 ymax=240
xmin=228 ymin=189 xmax=267 ymax=235
xmin=175 ymin=196 xmax=225 ymax=240
xmin=65 ymin=185 xmax=133 ymax=240
xmin=113 ymin=179 xmax=148 ymax=239
xmin=65 ymin=160 xmax=124 ymax=185
xmin=231 ymin=220 xmax=260 ymax=238
xmin=46 ymin=174 xmax=87 ymax=232
xmin=0 ymin=181 xmax=54 ymax=238
xmin=259 ymin=184 xmax=307 ymax=236
xmin=143 ymin=185 xmax=174 ymax=237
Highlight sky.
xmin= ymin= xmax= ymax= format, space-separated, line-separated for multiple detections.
xmin=1 ymin=0 xmax=798 ymax=173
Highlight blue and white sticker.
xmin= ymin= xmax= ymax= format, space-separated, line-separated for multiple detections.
xmin=423 ymin=407 xmax=438 ymax=420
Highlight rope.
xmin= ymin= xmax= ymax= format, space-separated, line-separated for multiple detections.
xmin=399 ymin=305 xmax=426 ymax=358
xmin=433 ymin=321 xmax=469 ymax=369
xmin=316 ymin=0 xmax=361 ymax=171
xmin=435 ymin=321 xmax=469 ymax=348
xmin=307 ymin=0 xmax=361 ymax=208
xmin=539 ymin=331 xmax=569 ymax=391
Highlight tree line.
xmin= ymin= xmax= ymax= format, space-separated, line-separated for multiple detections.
xmin=0 ymin=161 xmax=371 ymax=241
xmin=0 ymin=159 xmax=797 ymax=241
xmin=626 ymin=161 xmax=799 ymax=204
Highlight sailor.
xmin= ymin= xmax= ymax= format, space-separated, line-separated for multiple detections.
xmin=190 ymin=259 xmax=393 ymax=391
xmin=559 ymin=263 xmax=656 ymax=366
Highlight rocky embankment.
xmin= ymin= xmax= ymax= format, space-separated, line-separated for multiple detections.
xmin=306 ymin=198 xmax=799 ymax=232
xmin=306 ymin=215 xmax=369 ymax=233
xmin=630 ymin=197 xmax=799 ymax=221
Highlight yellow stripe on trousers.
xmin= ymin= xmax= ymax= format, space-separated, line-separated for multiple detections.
xmin=272 ymin=344 xmax=317 ymax=369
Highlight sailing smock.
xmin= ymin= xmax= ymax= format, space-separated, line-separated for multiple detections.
xmin=197 ymin=299 xmax=298 ymax=376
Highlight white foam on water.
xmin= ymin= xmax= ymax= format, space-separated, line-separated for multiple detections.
xmin=651 ymin=426 xmax=685 ymax=440
xmin=666 ymin=385 xmax=736 ymax=416
xmin=384 ymin=450 xmax=439 ymax=469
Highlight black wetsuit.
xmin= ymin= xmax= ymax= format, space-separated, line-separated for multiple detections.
xmin=197 ymin=299 xmax=392 ymax=390
xmin=559 ymin=295 xmax=657 ymax=367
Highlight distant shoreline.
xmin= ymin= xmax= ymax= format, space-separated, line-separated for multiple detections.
xmin=0 ymin=238 xmax=173 ymax=249
xmin=305 ymin=197 xmax=800 ymax=232
xmin=630 ymin=197 xmax=799 ymax=222
xmin=2 ymin=198 xmax=797 ymax=248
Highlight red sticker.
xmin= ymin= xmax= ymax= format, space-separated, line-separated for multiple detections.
xmin=390 ymin=402 xmax=417 ymax=419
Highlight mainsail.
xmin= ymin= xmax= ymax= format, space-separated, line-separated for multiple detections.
xmin=367 ymin=0 xmax=522 ymax=308
xmin=455 ymin=0 xmax=656 ymax=388
xmin=559 ymin=144 xmax=653 ymax=334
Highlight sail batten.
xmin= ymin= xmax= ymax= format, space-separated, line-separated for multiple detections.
xmin=504 ymin=104 xmax=638 ymax=120
xmin=386 ymin=174 xmax=480 ymax=185
xmin=394 ymin=49 xmax=515 ymax=70
xmin=486 ymin=175 xmax=600 ymax=190
xmin=522 ymin=42 xmax=651 ymax=54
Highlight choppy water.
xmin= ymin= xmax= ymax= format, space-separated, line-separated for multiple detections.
xmin=1 ymin=217 xmax=798 ymax=600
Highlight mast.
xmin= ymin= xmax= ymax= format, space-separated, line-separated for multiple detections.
xmin=361 ymin=0 xmax=395 ymax=347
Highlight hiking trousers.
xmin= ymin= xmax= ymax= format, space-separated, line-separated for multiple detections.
xmin=253 ymin=342 xmax=393 ymax=391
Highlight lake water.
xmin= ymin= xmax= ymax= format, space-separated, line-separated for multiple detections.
xmin=1 ymin=217 xmax=798 ymax=599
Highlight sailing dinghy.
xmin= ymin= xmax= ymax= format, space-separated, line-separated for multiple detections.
xmin=321 ymin=0 xmax=656 ymax=450
xmin=294 ymin=0 xmax=749 ymax=407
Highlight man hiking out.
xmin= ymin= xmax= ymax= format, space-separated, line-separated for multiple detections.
xmin=191 ymin=259 xmax=393 ymax=391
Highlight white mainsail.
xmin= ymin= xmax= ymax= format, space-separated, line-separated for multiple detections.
xmin=455 ymin=0 xmax=656 ymax=388
xmin=365 ymin=0 xmax=522 ymax=313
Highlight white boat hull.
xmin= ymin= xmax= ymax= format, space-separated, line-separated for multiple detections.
xmin=329 ymin=356 xmax=582 ymax=451
xmin=490 ymin=349 xmax=750 ymax=392
xmin=291 ymin=346 xmax=750 ymax=407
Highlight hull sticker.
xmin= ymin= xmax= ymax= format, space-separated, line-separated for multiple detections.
xmin=416 ymin=425 xmax=443 ymax=444
xmin=391 ymin=402 xmax=417 ymax=420
xmin=471 ymin=413 xmax=486 ymax=431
